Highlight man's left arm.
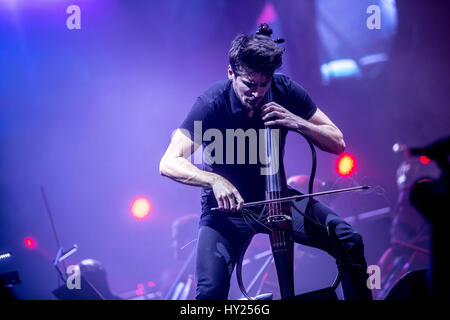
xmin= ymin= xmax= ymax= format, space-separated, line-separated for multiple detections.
xmin=262 ymin=103 xmax=346 ymax=155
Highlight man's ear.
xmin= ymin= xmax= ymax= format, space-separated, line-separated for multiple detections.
xmin=227 ymin=65 xmax=234 ymax=80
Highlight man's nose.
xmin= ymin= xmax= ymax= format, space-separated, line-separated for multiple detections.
xmin=252 ymin=90 xmax=263 ymax=98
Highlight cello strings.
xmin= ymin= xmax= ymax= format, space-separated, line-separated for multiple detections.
xmin=242 ymin=208 xmax=273 ymax=233
xmin=242 ymin=207 xmax=258 ymax=234
xmin=241 ymin=205 xmax=272 ymax=231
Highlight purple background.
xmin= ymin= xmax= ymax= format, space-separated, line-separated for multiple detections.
xmin=1 ymin=0 xmax=448 ymax=299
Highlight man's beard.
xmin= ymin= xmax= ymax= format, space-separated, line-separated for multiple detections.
xmin=245 ymin=98 xmax=263 ymax=110
xmin=245 ymin=101 xmax=263 ymax=118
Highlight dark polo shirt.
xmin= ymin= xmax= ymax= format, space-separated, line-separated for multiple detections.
xmin=179 ymin=73 xmax=317 ymax=217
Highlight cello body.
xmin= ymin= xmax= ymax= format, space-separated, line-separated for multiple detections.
xmin=263 ymin=125 xmax=295 ymax=299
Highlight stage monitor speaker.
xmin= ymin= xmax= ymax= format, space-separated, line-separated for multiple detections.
xmin=52 ymin=276 xmax=104 ymax=300
xmin=385 ymin=269 xmax=431 ymax=300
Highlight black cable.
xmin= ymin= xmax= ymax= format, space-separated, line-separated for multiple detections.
xmin=294 ymin=130 xmax=326 ymax=229
xmin=290 ymin=202 xmax=327 ymax=235
xmin=294 ymin=129 xmax=343 ymax=289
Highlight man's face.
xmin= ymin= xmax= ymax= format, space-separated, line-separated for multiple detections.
xmin=228 ymin=65 xmax=272 ymax=112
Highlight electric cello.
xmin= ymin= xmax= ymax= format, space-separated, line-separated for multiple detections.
xmin=212 ymin=23 xmax=368 ymax=300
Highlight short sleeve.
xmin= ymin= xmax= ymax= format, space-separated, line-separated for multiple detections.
xmin=286 ymin=77 xmax=317 ymax=120
xmin=179 ymin=96 xmax=217 ymax=142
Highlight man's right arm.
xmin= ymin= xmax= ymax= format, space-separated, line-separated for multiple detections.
xmin=159 ymin=129 xmax=216 ymax=187
xmin=159 ymin=129 xmax=244 ymax=211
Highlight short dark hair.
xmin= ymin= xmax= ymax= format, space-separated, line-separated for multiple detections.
xmin=229 ymin=33 xmax=284 ymax=77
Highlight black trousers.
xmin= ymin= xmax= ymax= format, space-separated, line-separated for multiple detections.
xmin=195 ymin=188 xmax=373 ymax=300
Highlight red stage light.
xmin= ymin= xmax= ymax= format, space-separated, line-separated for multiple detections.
xmin=135 ymin=289 xmax=143 ymax=296
xmin=336 ymin=153 xmax=357 ymax=177
xmin=419 ymin=155 xmax=431 ymax=165
xmin=136 ymin=283 xmax=144 ymax=296
xmin=24 ymin=237 xmax=36 ymax=249
xmin=130 ymin=196 xmax=152 ymax=220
